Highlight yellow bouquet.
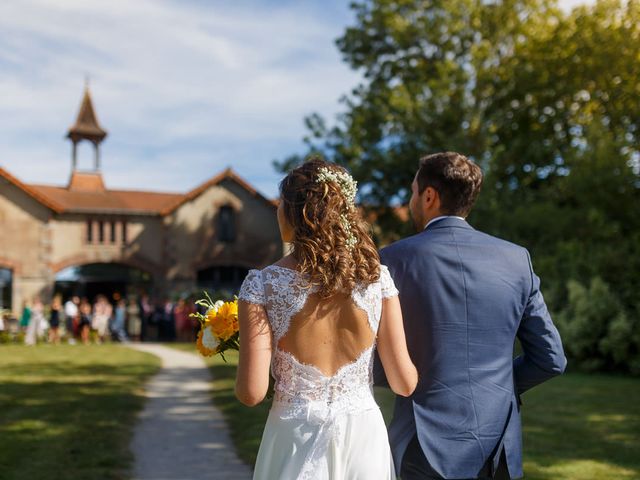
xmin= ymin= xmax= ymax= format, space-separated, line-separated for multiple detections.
xmin=190 ymin=291 xmax=239 ymax=361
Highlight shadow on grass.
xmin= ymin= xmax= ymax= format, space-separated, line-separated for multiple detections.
xmin=0 ymin=345 xmax=159 ymax=480
xmin=519 ymin=373 xmax=640 ymax=479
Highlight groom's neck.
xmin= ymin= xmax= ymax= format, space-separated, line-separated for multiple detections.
xmin=421 ymin=210 xmax=445 ymax=230
xmin=422 ymin=212 xmax=467 ymax=231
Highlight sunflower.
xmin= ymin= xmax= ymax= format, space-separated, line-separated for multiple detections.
xmin=211 ymin=301 xmax=239 ymax=341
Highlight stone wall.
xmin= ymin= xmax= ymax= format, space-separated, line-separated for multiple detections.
xmin=165 ymin=177 xmax=283 ymax=286
xmin=0 ymin=180 xmax=54 ymax=316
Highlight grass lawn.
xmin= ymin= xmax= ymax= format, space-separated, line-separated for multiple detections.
xmin=174 ymin=343 xmax=640 ymax=479
xmin=518 ymin=373 xmax=640 ymax=479
xmin=0 ymin=344 xmax=160 ymax=480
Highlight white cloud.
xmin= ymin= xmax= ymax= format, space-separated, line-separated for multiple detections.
xmin=0 ymin=0 xmax=359 ymax=198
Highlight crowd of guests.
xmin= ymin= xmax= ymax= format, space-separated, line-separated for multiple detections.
xmin=10 ymin=293 xmax=200 ymax=345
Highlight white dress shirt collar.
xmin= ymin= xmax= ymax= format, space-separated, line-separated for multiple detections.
xmin=424 ymin=215 xmax=466 ymax=230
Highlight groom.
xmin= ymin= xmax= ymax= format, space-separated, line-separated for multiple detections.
xmin=376 ymin=152 xmax=566 ymax=479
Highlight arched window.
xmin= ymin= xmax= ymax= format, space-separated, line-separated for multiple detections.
xmin=217 ymin=205 xmax=236 ymax=243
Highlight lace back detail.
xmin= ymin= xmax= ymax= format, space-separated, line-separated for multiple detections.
xmin=272 ymin=345 xmax=375 ymax=408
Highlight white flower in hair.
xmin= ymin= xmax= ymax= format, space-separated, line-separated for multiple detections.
xmin=316 ymin=166 xmax=359 ymax=250
xmin=340 ymin=214 xmax=358 ymax=250
xmin=316 ymin=166 xmax=358 ymax=206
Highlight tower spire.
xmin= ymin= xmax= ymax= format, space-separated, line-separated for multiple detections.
xmin=67 ymin=84 xmax=107 ymax=171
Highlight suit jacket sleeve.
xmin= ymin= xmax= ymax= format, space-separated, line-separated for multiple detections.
xmin=513 ymin=250 xmax=567 ymax=395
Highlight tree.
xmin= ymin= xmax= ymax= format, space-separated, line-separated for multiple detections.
xmin=277 ymin=0 xmax=640 ymax=372
xmin=277 ymin=0 xmax=639 ymax=214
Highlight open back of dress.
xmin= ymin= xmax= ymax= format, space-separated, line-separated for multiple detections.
xmin=278 ymin=291 xmax=375 ymax=378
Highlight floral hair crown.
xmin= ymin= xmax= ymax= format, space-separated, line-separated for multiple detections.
xmin=315 ymin=166 xmax=358 ymax=207
xmin=316 ymin=166 xmax=358 ymax=249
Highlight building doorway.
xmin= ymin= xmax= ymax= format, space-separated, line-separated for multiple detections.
xmin=54 ymin=262 xmax=153 ymax=304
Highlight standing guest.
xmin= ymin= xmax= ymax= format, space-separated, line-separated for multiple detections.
xmin=166 ymin=298 xmax=176 ymax=341
xmin=20 ymin=300 xmax=32 ymax=331
xmin=156 ymin=297 xmax=174 ymax=342
xmin=145 ymin=297 xmax=159 ymax=341
xmin=92 ymin=295 xmax=112 ymax=344
xmin=64 ymin=295 xmax=80 ymax=342
xmin=126 ymin=295 xmax=141 ymax=341
xmin=112 ymin=298 xmax=129 ymax=342
xmin=25 ymin=297 xmax=46 ymax=345
xmin=48 ymin=295 xmax=62 ymax=344
xmin=174 ymin=298 xmax=193 ymax=343
xmin=79 ymin=297 xmax=92 ymax=345
xmin=138 ymin=293 xmax=152 ymax=342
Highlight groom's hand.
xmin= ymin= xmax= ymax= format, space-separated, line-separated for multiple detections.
xmin=513 ymin=252 xmax=567 ymax=395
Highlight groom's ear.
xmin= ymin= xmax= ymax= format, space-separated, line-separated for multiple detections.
xmin=423 ymin=186 xmax=440 ymax=211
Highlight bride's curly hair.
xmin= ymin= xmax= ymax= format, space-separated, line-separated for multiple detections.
xmin=279 ymin=157 xmax=380 ymax=297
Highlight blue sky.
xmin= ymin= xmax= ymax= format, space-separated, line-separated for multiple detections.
xmin=0 ymin=0 xmax=590 ymax=199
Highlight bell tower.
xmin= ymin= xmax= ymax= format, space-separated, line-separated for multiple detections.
xmin=67 ymin=83 xmax=107 ymax=172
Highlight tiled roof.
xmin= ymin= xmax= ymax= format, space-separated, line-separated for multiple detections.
xmin=30 ymin=184 xmax=184 ymax=215
xmin=68 ymin=171 xmax=106 ymax=192
xmin=0 ymin=166 xmax=64 ymax=213
xmin=0 ymin=167 xmax=275 ymax=216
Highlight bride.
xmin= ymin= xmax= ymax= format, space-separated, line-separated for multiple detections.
xmin=236 ymin=158 xmax=418 ymax=479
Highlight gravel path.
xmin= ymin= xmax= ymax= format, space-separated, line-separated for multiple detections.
xmin=129 ymin=343 xmax=252 ymax=480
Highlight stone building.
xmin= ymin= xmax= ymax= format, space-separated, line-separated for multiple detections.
xmin=0 ymin=87 xmax=283 ymax=316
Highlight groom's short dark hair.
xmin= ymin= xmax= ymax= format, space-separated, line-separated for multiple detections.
xmin=416 ymin=152 xmax=483 ymax=217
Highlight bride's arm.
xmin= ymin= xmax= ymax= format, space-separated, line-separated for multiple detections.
xmin=376 ymin=296 xmax=418 ymax=397
xmin=235 ymin=301 xmax=272 ymax=406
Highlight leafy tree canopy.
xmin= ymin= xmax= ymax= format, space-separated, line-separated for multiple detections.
xmin=276 ymin=0 xmax=640 ymax=372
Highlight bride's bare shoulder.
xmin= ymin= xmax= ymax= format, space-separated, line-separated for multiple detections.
xmin=271 ymin=255 xmax=299 ymax=271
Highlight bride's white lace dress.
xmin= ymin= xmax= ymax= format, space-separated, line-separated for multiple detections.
xmin=238 ymin=265 xmax=399 ymax=480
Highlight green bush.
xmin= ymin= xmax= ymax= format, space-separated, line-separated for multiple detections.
xmin=557 ymin=277 xmax=640 ymax=374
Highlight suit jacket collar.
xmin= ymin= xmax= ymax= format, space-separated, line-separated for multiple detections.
xmin=424 ymin=216 xmax=473 ymax=231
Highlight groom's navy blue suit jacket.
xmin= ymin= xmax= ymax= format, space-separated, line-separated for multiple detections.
xmin=376 ymin=217 xmax=566 ymax=479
